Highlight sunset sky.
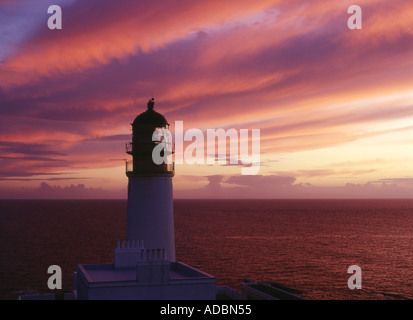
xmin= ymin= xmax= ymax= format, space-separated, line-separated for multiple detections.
xmin=0 ymin=0 xmax=412 ymax=199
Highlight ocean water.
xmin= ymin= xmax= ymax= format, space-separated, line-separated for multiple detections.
xmin=0 ymin=199 xmax=412 ymax=300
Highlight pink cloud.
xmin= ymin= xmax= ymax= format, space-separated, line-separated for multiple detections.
xmin=0 ymin=0 xmax=278 ymax=88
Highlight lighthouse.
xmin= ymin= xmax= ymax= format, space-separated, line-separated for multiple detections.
xmin=125 ymin=98 xmax=175 ymax=261
xmin=71 ymin=99 xmax=216 ymax=300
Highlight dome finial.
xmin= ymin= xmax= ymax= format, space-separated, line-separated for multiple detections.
xmin=147 ymin=98 xmax=155 ymax=110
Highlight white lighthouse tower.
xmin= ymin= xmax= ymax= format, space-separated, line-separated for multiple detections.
xmin=71 ymin=99 xmax=216 ymax=300
xmin=125 ymin=98 xmax=175 ymax=261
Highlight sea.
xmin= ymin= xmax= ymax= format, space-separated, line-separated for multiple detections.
xmin=0 ymin=199 xmax=412 ymax=300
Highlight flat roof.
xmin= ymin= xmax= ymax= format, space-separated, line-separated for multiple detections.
xmin=77 ymin=261 xmax=215 ymax=284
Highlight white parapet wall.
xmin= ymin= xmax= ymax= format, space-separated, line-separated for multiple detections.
xmin=114 ymin=239 xmax=168 ymax=268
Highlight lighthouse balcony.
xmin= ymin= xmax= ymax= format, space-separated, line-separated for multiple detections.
xmin=126 ymin=142 xmax=174 ymax=155
xmin=126 ymin=160 xmax=174 ymax=176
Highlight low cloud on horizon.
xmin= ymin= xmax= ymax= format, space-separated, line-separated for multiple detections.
xmin=2 ymin=174 xmax=413 ymax=199
xmin=177 ymin=174 xmax=413 ymax=199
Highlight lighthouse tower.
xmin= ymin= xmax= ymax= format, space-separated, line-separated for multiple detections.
xmin=72 ymin=99 xmax=216 ymax=300
xmin=125 ymin=98 xmax=175 ymax=261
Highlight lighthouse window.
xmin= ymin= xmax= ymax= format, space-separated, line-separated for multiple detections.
xmin=154 ymin=127 xmax=165 ymax=142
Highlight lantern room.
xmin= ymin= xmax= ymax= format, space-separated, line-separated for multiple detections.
xmin=126 ymin=98 xmax=174 ymax=175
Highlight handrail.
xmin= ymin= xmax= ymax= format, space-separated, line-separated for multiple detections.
xmin=125 ymin=160 xmax=174 ymax=175
xmin=126 ymin=141 xmax=175 ymax=154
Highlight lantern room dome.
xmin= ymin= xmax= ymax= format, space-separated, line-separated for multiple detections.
xmin=132 ymin=98 xmax=169 ymax=127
